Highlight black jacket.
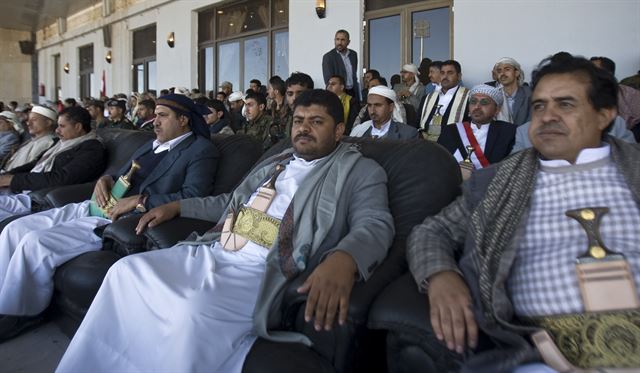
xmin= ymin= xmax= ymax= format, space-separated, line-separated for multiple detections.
xmin=9 ymin=139 xmax=107 ymax=192
xmin=437 ymin=120 xmax=517 ymax=165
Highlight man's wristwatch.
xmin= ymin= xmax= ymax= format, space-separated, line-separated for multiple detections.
xmin=135 ymin=194 xmax=148 ymax=213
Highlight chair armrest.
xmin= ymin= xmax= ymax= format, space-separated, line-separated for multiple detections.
xmin=144 ymin=217 xmax=215 ymax=249
xmin=45 ymin=182 xmax=95 ymax=207
xmin=367 ymin=272 xmax=430 ymax=335
xmin=101 ymin=214 xmax=144 ymax=256
xmin=28 ymin=186 xmax=60 ymax=211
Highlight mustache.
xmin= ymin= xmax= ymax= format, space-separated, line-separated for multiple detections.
xmin=294 ymin=133 xmax=315 ymax=142
xmin=535 ymin=122 xmax=566 ymax=134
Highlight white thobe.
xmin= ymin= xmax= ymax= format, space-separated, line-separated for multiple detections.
xmin=0 ymin=200 xmax=110 ymax=315
xmin=0 ymin=193 xmax=31 ymax=221
xmin=57 ymin=155 xmax=320 ymax=373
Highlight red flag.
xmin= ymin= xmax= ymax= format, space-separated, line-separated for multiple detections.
xmin=100 ymin=70 xmax=106 ymax=97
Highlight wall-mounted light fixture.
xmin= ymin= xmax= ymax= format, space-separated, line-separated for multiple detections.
xmin=167 ymin=32 xmax=175 ymax=48
xmin=105 ymin=50 xmax=112 ymax=63
xmin=315 ymin=0 xmax=326 ymax=19
xmin=63 ymin=63 xmax=70 ymax=73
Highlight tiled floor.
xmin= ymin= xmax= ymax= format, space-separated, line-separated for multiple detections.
xmin=0 ymin=321 xmax=70 ymax=373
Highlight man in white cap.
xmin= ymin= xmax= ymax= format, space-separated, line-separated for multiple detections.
xmin=350 ymin=85 xmax=418 ymax=140
xmin=437 ymin=84 xmax=517 ymax=180
xmin=0 ymin=112 xmax=21 ymax=164
xmin=494 ymin=57 xmax=532 ymax=125
xmin=418 ymin=60 xmax=470 ymax=142
xmin=1 ymin=105 xmax=57 ymax=173
xmin=228 ymin=91 xmax=246 ymax=132
xmin=394 ymin=63 xmax=425 ymax=112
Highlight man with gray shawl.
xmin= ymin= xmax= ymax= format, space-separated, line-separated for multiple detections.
xmin=57 ymin=89 xmax=394 ymax=372
xmin=407 ymin=54 xmax=640 ymax=372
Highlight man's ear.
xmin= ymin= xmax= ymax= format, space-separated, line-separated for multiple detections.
xmin=259 ymin=104 xmax=266 ymax=112
xmin=597 ymin=106 xmax=618 ymax=131
xmin=179 ymin=115 xmax=189 ymax=128
xmin=335 ymin=121 xmax=345 ymax=140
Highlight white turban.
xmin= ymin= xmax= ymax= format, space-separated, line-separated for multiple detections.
xmin=401 ymin=64 xmax=420 ymax=76
xmin=31 ymin=105 xmax=58 ymax=122
xmin=469 ymin=84 xmax=504 ymax=107
xmin=228 ymin=91 xmax=245 ymax=102
xmin=0 ymin=111 xmax=23 ymax=133
xmin=494 ymin=57 xmax=525 ymax=85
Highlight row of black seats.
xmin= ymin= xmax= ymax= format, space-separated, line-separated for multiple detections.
xmin=3 ymin=128 xmax=463 ymax=373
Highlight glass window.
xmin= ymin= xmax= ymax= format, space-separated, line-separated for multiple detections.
xmin=218 ymin=41 xmax=240 ymax=91
xmin=369 ymin=15 xmax=401 ymax=87
xmin=273 ymin=30 xmax=289 ymax=78
xmin=79 ymin=44 xmax=93 ymax=72
xmin=243 ymin=35 xmax=268 ymax=89
xmin=272 ymin=0 xmax=288 ymax=27
xmin=148 ymin=60 xmax=157 ymax=93
xmin=217 ymin=0 xmax=268 ymax=39
xmin=133 ymin=25 xmax=156 ymax=60
xmin=199 ymin=9 xmax=215 ymax=43
xmin=412 ymin=8 xmax=450 ymax=65
xmin=203 ymin=47 xmax=214 ymax=92
xmin=135 ymin=64 xmax=145 ymax=93
xmin=366 ymin=0 xmax=424 ymax=11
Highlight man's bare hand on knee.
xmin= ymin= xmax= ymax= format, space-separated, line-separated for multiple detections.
xmin=297 ymin=250 xmax=358 ymax=332
xmin=428 ymin=270 xmax=478 ymax=354
xmin=135 ymin=201 xmax=180 ymax=235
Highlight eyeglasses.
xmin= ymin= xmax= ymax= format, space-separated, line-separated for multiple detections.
xmin=469 ymin=98 xmax=494 ymax=106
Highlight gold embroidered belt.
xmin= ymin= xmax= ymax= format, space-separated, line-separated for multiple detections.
xmin=228 ymin=206 xmax=281 ymax=249
xmin=524 ymin=310 xmax=640 ymax=369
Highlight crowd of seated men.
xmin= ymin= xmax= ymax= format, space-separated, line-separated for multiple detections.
xmin=0 ymin=49 xmax=639 ymax=373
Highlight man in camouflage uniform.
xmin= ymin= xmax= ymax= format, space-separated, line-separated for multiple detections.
xmin=102 ymin=98 xmax=135 ymax=130
xmin=237 ymin=91 xmax=274 ymax=151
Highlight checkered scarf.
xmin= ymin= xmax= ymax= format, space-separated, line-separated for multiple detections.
xmin=470 ymin=147 xmax=539 ymax=323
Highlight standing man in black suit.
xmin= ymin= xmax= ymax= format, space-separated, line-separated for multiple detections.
xmin=322 ymin=29 xmax=359 ymax=102
xmin=437 ymin=84 xmax=516 ymax=179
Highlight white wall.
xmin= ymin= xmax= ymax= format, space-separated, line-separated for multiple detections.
xmin=453 ymin=0 xmax=640 ymax=86
xmin=0 ymin=28 xmax=32 ymax=105
xmin=289 ymin=0 xmax=364 ymax=89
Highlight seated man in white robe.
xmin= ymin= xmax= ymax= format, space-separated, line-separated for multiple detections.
xmin=57 ymin=89 xmax=395 ymax=372
xmin=0 ymin=94 xmax=219 ymax=340
xmin=350 ymin=85 xmax=418 ymax=140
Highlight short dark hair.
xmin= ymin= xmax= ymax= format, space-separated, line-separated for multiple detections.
xmin=442 ymin=60 xmax=462 ymax=74
xmin=160 ymin=89 xmax=170 ymax=96
xmin=532 ymin=53 xmax=618 ymax=112
xmin=268 ymin=76 xmax=286 ymax=96
xmin=590 ymin=56 xmax=616 ymax=75
xmin=329 ymin=75 xmax=345 ymax=86
xmin=286 ymin=72 xmax=314 ymax=89
xmin=216 ymin=91 xmax=227 ymax=99
xmin=250 ymin=79 xmax=262 ymax=87
xmin=245 ymin=91 xmax=267 ymax=107
xmin=60 ymin=106 xmax=92 ymax=133
xmin=429 ymin=61 xmax=443 ymax=70
xmin=378 ymin=77 xmax=388 ymax=87
xmin=138 ymin=99 xmax=155 ymax=111
xmin=365 ymin=69 xmax=381 ymax=79
xmin=64 ymin=98 xmax=77 ymax=106
xmin=88 ymin=99 xmax=104 ymax=111
xmin=207 ymin=99 xmax=226 ymax=117
xmin=293 ymin=89 xmax=343 ymax=126
xmin=336 ymin=29 xmax=350 ymax=40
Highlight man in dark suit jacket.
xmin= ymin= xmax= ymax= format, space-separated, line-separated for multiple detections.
xmin=0 ymin=94 xmax=219 ymax=340
xmin=322 ymin=29 xmax=359 ymax=102
xmin=0 ymin=106 xmax=106 ymax=193
xmin=437 ymin=84 xmax=516 ymax=179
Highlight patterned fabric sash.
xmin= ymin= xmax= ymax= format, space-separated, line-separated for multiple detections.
xmin=455 ymin=122 xmax=490 ymax=168
xmin=419 ymin=86 xmax=470 ymax=130
xmin=523 ymin=310 xmax=640 ymax=369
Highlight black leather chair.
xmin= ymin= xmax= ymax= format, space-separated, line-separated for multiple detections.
xmin=52 ymin=134 xmax=263 ymax=333
xmin=113 ymin=137 xmax=462 ymax=373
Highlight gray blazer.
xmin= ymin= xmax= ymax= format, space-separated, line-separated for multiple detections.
xmin=115 ymin=134 xmax=219 ymax=208
xmin=407 ymin=137 xmax=640 ymax=371
xmin=511 ymin=85 xmax=532 ymax=126
xmin=362 ymin=121 xmax=419 ymax=140
xmin=322 ymin=48 xmax=359 ymax=98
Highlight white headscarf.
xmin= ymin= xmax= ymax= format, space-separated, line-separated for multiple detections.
xmin=350 ymin=86 xmax=405 ymax=137
xmin=401 ymin=64 xmax=421 ymax=95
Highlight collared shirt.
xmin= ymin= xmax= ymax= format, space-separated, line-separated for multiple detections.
xmin=371 ymin=119 xmax=391 ymax=138
xmin=539 ymin=143 xmax=611 ymax=167
xmin=505 ymin=86 xmax=518 ymax=114
xmin=337 ymin=49 xmax=354 ymax=89
xmin=469 ymin=122 xmax=490 ymax=151
xmin=152 ymin=131 xmax=192 ymax=154
xmin=436 ymin=85 xmax=457 ymax=116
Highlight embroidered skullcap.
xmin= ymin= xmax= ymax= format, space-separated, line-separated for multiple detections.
xmin=495 ymin=57 xmax=525 ymax=85
xmin=155 ymin=93 xmax=210 ymax=138
xmin=31 ymin=105 xmax=58 ymax=122
xmin=401 ymin=64 xmax=420 ymax=76
xmin=367 ymin=86 xmax=404 ymax=123
xmin=174 ymin=87 xmax=190 ymax=96
xmin=470 ymin=84 xmax=504 ymax=107
xmin=106 ymin=98 xmax=127 ymax=111
xmin=228 ymin=91 xmax=245 ymax=102
xmin=0 ymin=111 xmax=24 ymax=132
